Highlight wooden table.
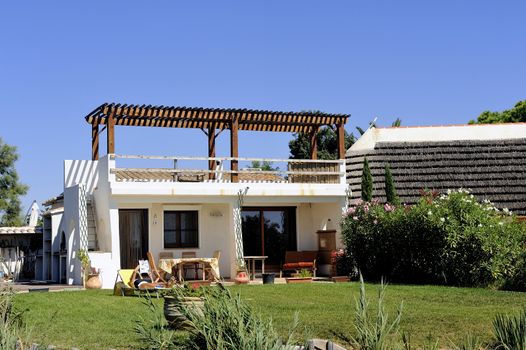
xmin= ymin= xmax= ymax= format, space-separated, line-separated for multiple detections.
xmin=243 ymin=256 xmax=267 ymax=280
xmin=158 ymin=258 xmax=220 ymax=281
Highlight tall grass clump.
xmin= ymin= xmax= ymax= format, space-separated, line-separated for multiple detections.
xmin=492 ymin=308 xmax=526 ymax=350
xmin=0 ymin=288 xmax=41 ymax=350
xmin=136 ymin=286 xmax=302 ymax=350
xmin=351 ymin=275 xmax=403 ymax=350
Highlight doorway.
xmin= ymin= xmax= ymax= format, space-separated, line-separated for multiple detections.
xmin=241 ymin=207 xmax=297 ymax=269
xmin=119 ymin=209 xmax=149 ymax=269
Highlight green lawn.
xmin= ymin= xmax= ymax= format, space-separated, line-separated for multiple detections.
xmin=14 ymin=283 xmax=526 ymax=349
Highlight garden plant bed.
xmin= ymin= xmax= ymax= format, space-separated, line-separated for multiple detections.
xmin=12 ymin=284 xmax=526 ymax=349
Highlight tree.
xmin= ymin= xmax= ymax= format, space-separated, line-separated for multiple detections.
xmin=361 ymin=157 xmax=373 ymax=202
xmin=384 ymin=164 xmax=400 ymax=205
xmin=249 ymin=160 xmax=277 ymax=171
xmin=289 ymin=126 xmax=355 ymax=160
xmin=469 ymin=100 xmax=526 ymax=124
xmin=0 ymin=138 xmax=28 ymax=226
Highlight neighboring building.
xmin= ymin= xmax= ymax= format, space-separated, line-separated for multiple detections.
xmin=0 ymin=202 xmax=42 ymax=281
xmin=346 ymin=123 xmax=526 ymax=216
xmin=48 ymin=103 xmax=350 ymax=288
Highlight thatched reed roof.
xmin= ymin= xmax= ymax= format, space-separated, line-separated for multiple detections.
xmin=346 ymin=138 xmax=526 ymax=215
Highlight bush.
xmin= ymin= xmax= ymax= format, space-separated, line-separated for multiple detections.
xmin=136 ymin=286 xmax=302 ymax=350
xmin=341 ymin=190 xmax=526 ymax=287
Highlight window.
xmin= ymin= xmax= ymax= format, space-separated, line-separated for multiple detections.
xmin=164 ymin=211 xmax=199 ymax=248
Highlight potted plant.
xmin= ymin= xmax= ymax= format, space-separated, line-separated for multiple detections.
xmin=285 ymin=269 xmax=313 ymax=284
xmin=234 ymin=259 xmax=250 ymax=284
xmin=330 ymin=249 xmax=351 ymax=283
xmin=163 ymin=283 xmax=206 ymax=330
xmin=77 ymin=249 xmax=102 ymax=289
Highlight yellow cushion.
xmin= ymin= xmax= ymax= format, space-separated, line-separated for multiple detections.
xmin=118 ymin=269 xmax=136 ymax=288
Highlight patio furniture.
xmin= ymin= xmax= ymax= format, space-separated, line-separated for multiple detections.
xmin=158 ymin=257 xmax=220 ymax=282
xmin=244 ymin=256 xmax=267 ymax=280
xmin=204 ymin=250 xmax=221 ymax=281
xmin=159 ymin=251 xmax=174 ymax=260
xmin=181 ymin=251 xmax=201 ymax=280
xmin=113 ymin=262 xmax=168 ymax=296
xmin=280 ymin=251 xmax=318 ymax=278
xmin=147 ymin=251 xmax=168 ymax=284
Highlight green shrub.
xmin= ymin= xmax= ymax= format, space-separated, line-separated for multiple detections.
xmin=492 ymin=308 xmax=526 ymax=350
xmin=341 ymin=190 xmax=526 ymax=287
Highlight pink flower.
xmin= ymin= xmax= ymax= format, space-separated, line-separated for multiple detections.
xmin=347 ymin=207 xmax=356 ymax=215
xmin=373 ymin=219 xmax=378 ymax=225
xmin=363 ymin=205 xmax=369 ymax=213
xmin=353 ymin=216 xmax=359 ymax=221
xmin=384 ymin=203 xmax=395 ymax=212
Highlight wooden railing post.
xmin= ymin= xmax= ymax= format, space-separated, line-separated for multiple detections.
xmin=91 ymin=123 xmax=99 ymax=160
xmin=230 ymin=114 xmax=239 ymax=183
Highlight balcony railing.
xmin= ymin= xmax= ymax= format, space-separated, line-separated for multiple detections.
xmin=109 ymin=155 xmax=346 ymax=185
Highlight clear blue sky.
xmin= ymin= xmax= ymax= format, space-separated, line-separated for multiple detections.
xmin=1 ymin=1 xmax=525 ymax=212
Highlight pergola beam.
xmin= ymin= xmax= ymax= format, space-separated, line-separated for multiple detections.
xmin=310 ymin=127 xmax=318 ymax=160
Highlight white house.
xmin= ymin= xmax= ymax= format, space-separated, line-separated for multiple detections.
xmin=44 ymin=103 xmax=350 ymax=288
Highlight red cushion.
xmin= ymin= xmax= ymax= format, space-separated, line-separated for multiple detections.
xmin=298 ymin=262 xmax=314 ymax=268
xmin=283 ymin=263 xmax=301 ymax=269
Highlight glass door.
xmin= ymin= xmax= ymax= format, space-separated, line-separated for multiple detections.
xmin=241 ymin=207 xmax=297 ymax=269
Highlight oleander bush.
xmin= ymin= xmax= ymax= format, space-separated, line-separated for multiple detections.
xmin=341 ymin=189 xmax=526 ymax=288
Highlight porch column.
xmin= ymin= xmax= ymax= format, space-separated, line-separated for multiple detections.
xmin=310 ymin=127 xmax=318 ymax=160
xmin=230 ymin=114 xmax=239 ymax=183
xmin=208 ymin=123 xmax=216 ymax=180
xmin=91 ymin=123 xmax=99 ymax=161
xmin=337 ymin=122 xmax=345 ymax=159
xmin=107 ymin=108 xmax=116 ymax=155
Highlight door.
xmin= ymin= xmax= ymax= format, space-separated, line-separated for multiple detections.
xmin=241 ymin=207 xmax=297 ymax=269
xmin=119 ymin=209 xmax=149 ymax=269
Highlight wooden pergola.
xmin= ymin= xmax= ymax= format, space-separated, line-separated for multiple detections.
xmin=86 ymin=103 xmax=350 ymax=182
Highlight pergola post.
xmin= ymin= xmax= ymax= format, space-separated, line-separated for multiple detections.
xmin=208 ymin=123 xmax=216 ymax=180
xmin=230 ymin=114 xmax=239 ymax=183
xmin=310 ymin=127 xmax=318 ymax=160
xmin=337 ymin=122 xmax=345 ymax=159
xmin=91 ymin=123 xmax=99 ymax=161
xmin=107 ymin=109 xmax=115 ymax=155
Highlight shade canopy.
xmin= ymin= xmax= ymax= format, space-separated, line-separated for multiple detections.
xmin=85 ymin=103 xmax=350 ymax=133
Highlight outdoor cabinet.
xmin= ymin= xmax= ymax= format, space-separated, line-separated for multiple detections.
xmin=317 ymin=230 xmax=336 ymax=276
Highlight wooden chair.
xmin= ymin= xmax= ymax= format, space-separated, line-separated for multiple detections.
xmin=146 ymin=251 xmax=168 ymax=284
xmin=159 ymin=251 xmax=174 ymax=260
xmin=181 ymin=251 xmax=201 ymax=280
xmin=205 ymin=250 xmax=221 ymax=281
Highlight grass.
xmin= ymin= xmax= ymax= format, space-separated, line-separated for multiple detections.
xmin=13 ymin=283 xmax=526 ymax=349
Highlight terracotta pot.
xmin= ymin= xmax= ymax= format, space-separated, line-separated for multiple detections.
xmin=164 ymin=296 xmax=204 ymax=330
xmin=331 ymin=276 xmax=350 ymax=283
xmin=85 ymin=274 xmax=102 ymax=289
xmin=234 ymin=271 xmax=250 ymax=284
xmin=285 ymin=277 xmax=313 ymax=284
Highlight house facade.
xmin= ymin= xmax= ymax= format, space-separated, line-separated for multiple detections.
xmin=48 ymin=103 xmax=350 ymax=288
xmin=346 ymin=123 xmax=526 ymax=216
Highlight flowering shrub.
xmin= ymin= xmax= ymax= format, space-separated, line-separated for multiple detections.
xmin=341 ymin=190 xmax=526 ymax=288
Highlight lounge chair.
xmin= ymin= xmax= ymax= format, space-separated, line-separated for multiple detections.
xmin=147 ymin=251 xmax=168 ymax=284
xmin=113 ymin=260 xmax=169 ymax=296
xmin=204 ymin=250 xmax=221 ymax=281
